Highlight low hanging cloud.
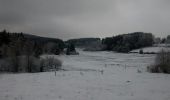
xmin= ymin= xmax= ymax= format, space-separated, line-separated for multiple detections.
xmin=0 ymin=0 xmax=170 ymax=40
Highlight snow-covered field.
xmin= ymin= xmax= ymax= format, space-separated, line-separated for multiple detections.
xmin=130 ymin=46 xmax=170 ymax=53
xmin=0 ymin=50 xmax=170 ymax=100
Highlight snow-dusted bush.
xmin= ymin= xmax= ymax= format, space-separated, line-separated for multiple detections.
xmin=149 ymin=50 xmax=170 ymax=74
xmin=40 ymin=56 xmax=62 ymax=72
xmin=139 ymin=49 xmax=143 ymax=54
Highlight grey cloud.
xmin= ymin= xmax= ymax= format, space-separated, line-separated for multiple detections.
xmin=0 ymin=0 xmax=170 ymax=40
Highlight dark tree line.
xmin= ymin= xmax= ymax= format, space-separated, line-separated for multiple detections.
xmin=102 ymin=32 xmax=154 ymax=53
xmin=66 ymin=38 xmax=101 ymax=47
xmin=0 ymin=30 xmax=65 ymax=57
xmin=166 ymin=35 xmax=170 ymax=44
xmin=0 ymin=30 xmax=65 ymax=72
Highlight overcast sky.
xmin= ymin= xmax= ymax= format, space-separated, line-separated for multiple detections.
xmin=0 ymin=0 xmax=170 ymax=40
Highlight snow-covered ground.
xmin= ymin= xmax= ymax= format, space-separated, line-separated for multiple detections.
xmin=0 ymin=50 xmax=170 ymax=100
xmin=130 ymin=46 xmax=170 ymax=53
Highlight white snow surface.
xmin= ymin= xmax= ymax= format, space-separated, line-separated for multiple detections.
xmin=0 ymin=50 xmax=170 ymax=100
xmin=130 ymin=46 xmax=170 ymax=53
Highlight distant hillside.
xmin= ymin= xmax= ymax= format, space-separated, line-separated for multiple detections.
xmin=22 ymin=33 xmax=65 ymax=50
xmin=102 ymin=32 xmax=154 ymax=53
xmin=22 ymin=33 xmax=63 ymax=43
xmin=66 ymin=38 xmax=101 ymax=47
xmin=0 ymin=30 xmax=65 ymax=56
xmin=0 ymin=30 xmax=65 ymax=72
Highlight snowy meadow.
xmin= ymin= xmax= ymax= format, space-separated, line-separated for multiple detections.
xmin=0 ymin=49 xmax=170 ymax=100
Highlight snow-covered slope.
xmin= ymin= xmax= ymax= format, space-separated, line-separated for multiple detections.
xmin=0 ymin=50 xmax=170 ymax=100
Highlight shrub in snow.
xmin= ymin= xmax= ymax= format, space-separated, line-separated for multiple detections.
xmin=40 ymin=56 xmax=62 ymax=72
xmin=139 ymin=49 xmax=143 ymax=54
xmin=149 ymin=50 xmax=170 ymax=74
xmin=66 ymin=43 xmax=79 ymax=55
